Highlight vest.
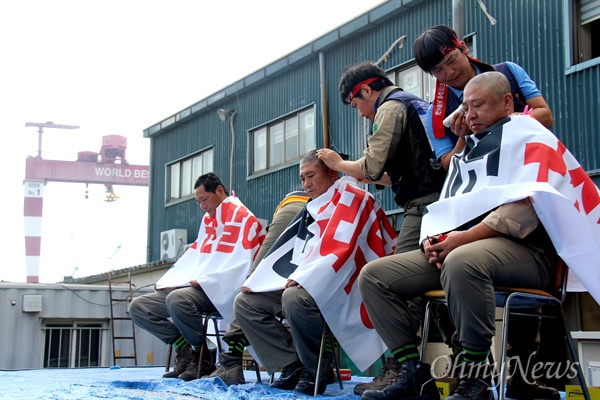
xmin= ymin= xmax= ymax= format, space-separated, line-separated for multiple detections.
xmin=378 ymin=88 xmax=447 ymax=208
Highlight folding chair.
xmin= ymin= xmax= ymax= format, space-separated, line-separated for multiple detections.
xmin=165 ymin=312 xmax=262 ymax=382
xmin=420 ymin=259 xmax=591 ymax=400
xmin=315 ymin=322 xmax=344 ymax=396
xmin=200 ymin=311 xmax=262 ymax=383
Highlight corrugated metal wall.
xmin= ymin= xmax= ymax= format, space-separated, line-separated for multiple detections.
xmin=146 ymin=0 xmax=599 ymax=262
xmin=0 ymin=284 xmax=164 ymax=370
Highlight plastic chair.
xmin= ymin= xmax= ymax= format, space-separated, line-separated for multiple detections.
xmin=420 ymin=259 xmax=591 ymax=400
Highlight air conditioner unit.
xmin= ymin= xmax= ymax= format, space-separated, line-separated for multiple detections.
xmin=160 ymin=229 xmax=187 ymax=261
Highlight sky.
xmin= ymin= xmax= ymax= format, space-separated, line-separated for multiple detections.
xmin=0 ymin=0 xmax=385 ymax=284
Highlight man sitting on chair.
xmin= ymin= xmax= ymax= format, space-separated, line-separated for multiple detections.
xmin=236 ymin=150 xmax=396 ymax=396
xmin=357 ymin=72 xmax=599 ymax=400
xmin=204 ymin=189 xmax=309 ymax=385
xmin=129 ymin=173 xmax=264 ymax=382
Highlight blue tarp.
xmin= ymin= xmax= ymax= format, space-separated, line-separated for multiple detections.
xmin=0 ymin=366 xmax=370 ymax=399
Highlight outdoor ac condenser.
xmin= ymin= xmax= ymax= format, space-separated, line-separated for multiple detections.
xmin=160 ymin=229 xmax=187 ymax=261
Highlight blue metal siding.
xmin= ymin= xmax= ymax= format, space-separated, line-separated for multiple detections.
xmin=146 ymin=0 xmax=599 ymax=262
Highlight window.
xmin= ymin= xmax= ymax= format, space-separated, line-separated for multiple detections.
xmin=393 ymin=64 xmax=436 ymax=102
xmin=42 ymin=320 xmax=108 ymax=368
xmin=167 ymin=148 xmax=214 ymax=203
xmin=569 ymin=0 xmax=600 ymax=66
xmin=250 ymin=106 xmax=315 ymax=175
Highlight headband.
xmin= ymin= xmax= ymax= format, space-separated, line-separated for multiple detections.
xmin=348 ymin=77 xmax=380 ymax=102
xmin=438 ymin=37 xmax=462 ymax=57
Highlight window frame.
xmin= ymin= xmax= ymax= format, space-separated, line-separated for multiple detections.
xmin=248 ymin=104 xmax=316 ymax=178
xmin=166 ymin=146 xmax=214 ymax=205
xmin=41 ymin=319 xmax=109 ymax=368
xmin=563 ymin=0 xmax=600 ymax=75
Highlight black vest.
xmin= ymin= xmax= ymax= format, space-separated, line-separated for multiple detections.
xmin=378 ymin=88 xmax=446 ymax=208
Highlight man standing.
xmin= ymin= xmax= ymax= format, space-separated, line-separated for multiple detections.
xmin=318 ymin=61 xmax=447 ymax=396
xmin=319 ymin=61 xmax=446 ymax=254
xmin=129 ymin=172 xmax=264 ymax=381
xmin=414 ymin=24 xmax=553 ymax=170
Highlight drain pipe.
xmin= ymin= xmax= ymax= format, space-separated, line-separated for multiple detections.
xmin=453 ymin=0 xmax=465 ymax=39
xmin=319 ymin=52 xmax=330 ymax=149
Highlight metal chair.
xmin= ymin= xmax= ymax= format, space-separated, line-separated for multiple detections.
xmin=314 ymin=322 xmax=344 ymax=396
xmin=420 ymin=259 xmax=591 ymax=400
xmin=165 ymin=312 xmax=262 ymax=383
xmin=200 ymin=311 xmax=262 ymax=383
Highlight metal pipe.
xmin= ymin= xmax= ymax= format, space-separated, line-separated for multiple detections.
xmin=452 ymin=0 xmax=465 ymax=39
xmin=319 ymin=52 xmax=330 ymax=149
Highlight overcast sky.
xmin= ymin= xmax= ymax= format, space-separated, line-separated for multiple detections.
xmin=0 ymin=0 xmax=386 ymax=283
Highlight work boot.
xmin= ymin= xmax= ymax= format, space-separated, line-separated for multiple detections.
xmin=294 ymin=366 xmax=336 ymax=396
xmin=446 ymin=358 xmax=494 ymax=400
xmin=178 ymin=347 xmax=216 ymax=382
xmin=354 ymin=356 xmax=399 ymax=396
xmin=269 ymin=360 xmax=305 ymax=391
xmin=504 ymin=355 xmax=560 ymax=400
xmin=446 ymin=378 xmax=494 ymax=400
xmin=361 ymin=359 xmax=439 ymax=400
xmin=163 ymin=346 xmax=191 ymax=378
xmin=205 ymin=352 xmax=245 ymax=386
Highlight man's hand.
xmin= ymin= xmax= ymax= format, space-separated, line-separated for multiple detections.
xmin=241 ymin=286 xmax=252 ymax=294
xmin=190 ymin=280 xmax=200 ymax=288
xmin=449 ymin=109 xmax=470 ymax=138
xmin=285 ymin=279 xmax=302 ymax=289
xmin=356 ymin=172 xmax=392 ymax=186
xmin=316 ymin=148 xmax=343 ymax=170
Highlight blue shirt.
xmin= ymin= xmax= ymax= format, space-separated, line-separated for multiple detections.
xmin=425 ymin=61 xmax=542 ymax=160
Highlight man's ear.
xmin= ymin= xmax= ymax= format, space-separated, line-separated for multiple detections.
xmin=504 ymin=93 xmax=514 ymax=111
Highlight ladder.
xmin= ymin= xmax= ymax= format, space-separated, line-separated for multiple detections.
xmin=108 ymin=271 xmax=138 ymax=366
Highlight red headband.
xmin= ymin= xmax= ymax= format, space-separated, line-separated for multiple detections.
xmin=439 ymin=37 xmax=461 ymax=56
xmin=348 ymin=77 xmax=380 ymax=102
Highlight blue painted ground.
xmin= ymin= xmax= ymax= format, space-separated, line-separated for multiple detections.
xmin=0 ymin=366 xmax=371 ymax=399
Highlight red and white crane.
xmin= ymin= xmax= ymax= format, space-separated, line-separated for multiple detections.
xmin=23 ymin=121 xmax=149 ymax=283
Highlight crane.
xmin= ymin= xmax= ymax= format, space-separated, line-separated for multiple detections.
xmin=25 ymin=121 xmax=80 ymax=159
xmin=23 ymin=122 xmax=149 ymax=283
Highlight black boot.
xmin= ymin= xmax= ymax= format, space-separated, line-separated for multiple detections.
xmin=361 ymin=359 xmax=439 ymax=400
xmin=163 ymin=346 xmax=191 ymax=378
xmin=294 ymin=365 xmax=336 ymax=396
xmin=504 ymin=354 xmax=559 ymax=399
xmin=270 ymin=360 xmax=305 ymax=390
xmin=446 ymin=358 xmax=494 ymax=400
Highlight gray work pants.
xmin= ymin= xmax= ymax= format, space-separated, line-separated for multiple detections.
xmin=224 ymin=200 xmax=307 ymax=345
xmin=396 ymin=192 xmax=440 ymax=254
xmin=235 ymin=287 xmax=331 ymax=376
xmin=358 ymin=236 xmax=553 ymax=353
xmin=234 ymin=289 xmax=297 ymax=375
xmin=129 ymin=285 xmax=217 ymax=347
